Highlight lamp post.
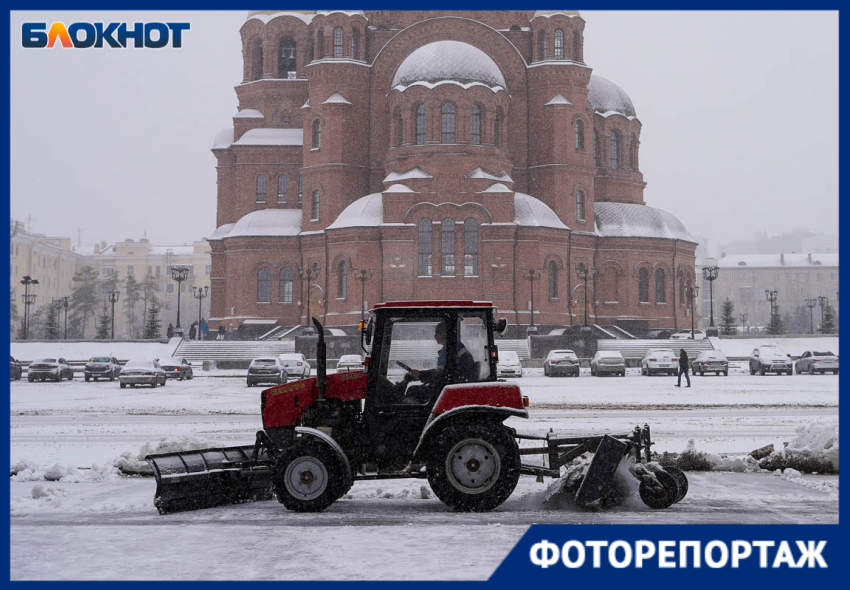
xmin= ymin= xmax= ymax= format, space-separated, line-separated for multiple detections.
xmin=193 ymin=286 xmax=209 ymax=340
xmin=575 ymin=263 xmax=596 ymax=330
xmin=170 ymin=266 xmax=190 ymax=336
xmin=521 ymin=267 xmax=543 ymax=330
xmin=739 ymin=313 xmax=748 ymax=335
xmin=804 ymin=298 xmax=818 ymax=334
xmin=818 ymin=295 xmax=828 ymax=329
xmin=58 ymin=295 xmax=70 ymax=339
xmin=765 ymin=289 xmax=779 ymax=331
xmin=298 ymin=264 xmax=320 ymax=326
xmin=702 ymin=266 xmax=719 ymax=336
xmin=107 ymin=290 xmax=120 ymax=339
xmin=351 ymin=267 xmax=373 ymax=325
xmin=20 ymin=276 xmax=39 ymax=340
xmin=687 ymin=284 xmax=699 ymax=339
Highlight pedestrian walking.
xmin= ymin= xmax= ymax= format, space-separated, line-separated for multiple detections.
xmin=189 ymin=322 xmax=197 ymax=341
xmin=201 ymin=317 xmax=209 ymax=340
xmin=218 ymin=325 xmax=226 ymax=341
xmin=166 ymin=323 xmax=174 ymax=339
xmin=675 ymin=348 xmax=691 ymax=388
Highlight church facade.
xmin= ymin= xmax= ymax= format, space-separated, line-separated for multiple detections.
xmin=208 ymin=10 xmax=697 ymax=333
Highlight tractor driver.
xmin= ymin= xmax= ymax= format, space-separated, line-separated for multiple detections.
xmin=401 ymin=321 xmax=477 ymax=403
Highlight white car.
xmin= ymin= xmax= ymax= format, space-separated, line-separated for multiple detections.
xmin=336 ymin=354 xmax=364 ymax=372
xmin=795 ymin=350 xmax=839 ymax=375
xmin=670 ymin=329 xmax=707 ymax=340
xmin=749 ymin=345 xmax=793 ymax=376
xmin=640 ymin=349 xmax=677 ymax=376
xmin=278 ymin=353 xmax=311 ymax=379
xmin=247 ymin=357 xmax=288 ymax=387
xmin=119 ymin=359 xmax=167 ymax=389
xmin=590 ymin=351 xmax=626 ymax=376
xmin=496 ymin=350 xmax=523 ymax=378
xmin=691 ymin=350 xmax=729 ymax=376
xmin=543 ymin=349 xmax=580 ymax=377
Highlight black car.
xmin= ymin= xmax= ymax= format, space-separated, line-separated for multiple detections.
xmin=84 ymin=356 xmax=121 ymax=382
xmin=10 ymin=356 xmax=22 ymax=381
xmin=158 ymin=357 xmax=194 ymax=380
xmin=247 ymin=357 xmax=288 ymax=387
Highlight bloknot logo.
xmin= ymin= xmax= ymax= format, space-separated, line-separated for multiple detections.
xmin=21 ymin=22 xmax=190 ymax=49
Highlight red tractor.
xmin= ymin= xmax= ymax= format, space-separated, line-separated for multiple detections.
xmin=147 ymin=301 xmax=687 ymax=514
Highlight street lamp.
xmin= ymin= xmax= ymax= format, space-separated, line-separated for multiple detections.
xmin=804 ymin=298 xmax=818 ymax=334
xmin=521 ymin=267 xmax=543 ymax=330
xmin=687 ymin=284 xmax=699 ymax=339
xmin=193 ymin=286 xmax=209 ymax=341
xmin=57 ymin=295 xmax=70 ymax=339
xmin=575 ymin=263 xmax=596 ymax=330
xmin=107 ymin=290 xmax=120 ymax=339
xmin=20 ymin=276 xmax=39 ymax=340
xmin=702 ymin=266 xmax=719 ymax=335
xmin=818 ymin=295 xmax=828 ymax=329
xmin=170 ymin=266 xmax=190 ymax=335
xmin=765 ymin=289 xmax=779 ymax=331
xmin=739 ymin=313 xmax=748 ymax=335
xmin=351 ymin=267 xmax=373 ymax=325
xmin=298 ymin=264 xmax=320 ymax=327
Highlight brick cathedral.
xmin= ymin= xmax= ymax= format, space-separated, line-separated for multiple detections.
xmin=208 ymin=10 xmax=697 ymax=334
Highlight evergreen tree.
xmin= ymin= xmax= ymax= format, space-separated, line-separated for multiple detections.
xmin=123 ymin=274 xmax=142 ymax=339
xmin=69 ymin=266 xmax=100 ymax=337
xmin=44 ymin=303 xmax=61 ymax=340
xmin=719 ymin=298 xmax=736 ymax=336
xmin=766 ymin=304 xmax=785 ymax=335
xmin=788 ymin=305 xmax=810 ymax=334
xmin=144 ymin=296 xmax=162 ymax=339
xmin=26 ymin=303 xmax=50 ymax=340
xmin=820 ymin=305 xmax=836 ymax=333
xmin=140 ymin=275 xmax=160 ymax=331
xmin=96 ymin=302 xmax=111 ymax=339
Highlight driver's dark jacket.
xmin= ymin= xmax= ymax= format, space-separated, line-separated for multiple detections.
xmin=418 ymin=341 xmax=476 ymax=385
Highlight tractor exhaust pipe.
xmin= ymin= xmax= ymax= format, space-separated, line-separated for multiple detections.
xmin=312 ymin=316 xmax=327 ymax=402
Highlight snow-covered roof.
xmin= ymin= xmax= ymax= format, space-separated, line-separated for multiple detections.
xmin=480 ymin=183 xmax=513 ymax=193
xmin=383 ymin=167 xmax=433 ymax=183
xmin=301 ymin=99 xmax=310 ymax=109
xmin=594 ymin=202 xmax=694 ymax=242
xmin=716 ymin=253 xmax=838 ymax=268
xmin=327 ymin=193 xmax=383 ymax=230
xmin=392 ymin=41 xmax=506 ymax=92
xmin=208 ymin=223 xmax=235 ymax=241
xmin=212 ymin=127 xmax=234 ymax=150
xmin=316 ymin=10 xmax=366 ymax=18
xmin=514 ymin=193 xmax=569 ymax=230
xmin=222 ymin=209 xmax=303 ymax=239
xmin=383 ymin=183 xmax=416 ymax=193
xmin=233 ymin=109 xmax=264 ymax=119
xmin=464 ymin=167 xmax=513 ymax=183
xmin=588 ymin=75 xmax=636 ymax=118
xmin=232 ymin=128 xmax=303 ymax=147
xmin=533 ymin=10 xmax=581 ymax=18
xmin=148 ymin=245 xmax=195 ymax=256
xmin=322 ymin=92 xmax=353 ymax=105
xmin=545 ymin=94 xmax=573 ymax=106
xmin=246 ymin=11 xmax=315 ymax=24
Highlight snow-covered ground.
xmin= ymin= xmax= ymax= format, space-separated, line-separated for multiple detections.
xmin=10 ymin=341 xmax=171 ymax=362
xmin=709 ymin=336 xmax=839 ymax=358
xmin=9 ymin=368 xmax=839 ymax=580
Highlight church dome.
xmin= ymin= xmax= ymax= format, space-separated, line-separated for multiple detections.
xmin=587 ymin=75 xmax=636 ymax=118
xmin=392 ymin=41 xmax=506 ymax=91
xmin=594 ymin=202 xmax=694 ymax=242
xmin=532 ymin=10 xmax=581 ymax=18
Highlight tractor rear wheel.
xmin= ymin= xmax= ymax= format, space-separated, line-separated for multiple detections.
xmin=426 ymin=422 xmax=520 ymax=512
xmin=272 ymin=441 xmax=345 ymax=512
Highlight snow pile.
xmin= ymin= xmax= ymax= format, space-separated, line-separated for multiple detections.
xmin=30 ymin=484 xmax=66 ymax=500
xmin=659 ymin=439 xmax=760 ymax=473
xmin=759 ymin=421 xmax=838 ymax=474
xmin=113 ymin=436 xmax=221 ymax=476
xmin=11 ymin=460 xmax=119 ymax=483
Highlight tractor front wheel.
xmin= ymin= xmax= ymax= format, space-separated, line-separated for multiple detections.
xmin=426 ymin=422 xmax=520 ymax=512
xmin=273 ymin=441 xmax=345 ymax=513
xmin=639 ymin=469 xmax=680 ymax=509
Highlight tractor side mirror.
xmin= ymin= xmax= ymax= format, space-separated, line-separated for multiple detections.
xmin=494 ymin=318 xmax=508 ymax=336
xmin=361 ymin=318 xmax=374 ymax=353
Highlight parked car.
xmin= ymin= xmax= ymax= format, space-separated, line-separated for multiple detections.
xmin=496 ymin=350 xmax=523 ymax=378
xmin=336 ymin=354 xmax=364 ymax=373
xmin=691 ymin=350 xmax=729 ymax=376
xmin=158 ymin=357 xmax=194 ymax=380
xmin=670 ymin=329 xmax=707 ymax=341
xmin=84 ymin=356 xmax=121 ymax=382
xmin=795 ymin=350 xmax=839 ymax=375
xmin=278 ymin=353 xmax=311 ymax=379
xmin=543 ymin=349 xmax=580 ymax=377
xmin=640 ymin=349 xmax=677 ymax=376
xmin=749 ymin=345 xmax=793 ymax=376
xmin=247 ymin=357 xmax=289 ymax=387
xmin=27 ymin=358 xmax=74 ymax=382
xmin=10 ymin=356 xmax=22 ymax=381
xmin=119 ymin=359 xmax=167 ymax=388
xmin=590 ymin=351 xmax=626 ymax=376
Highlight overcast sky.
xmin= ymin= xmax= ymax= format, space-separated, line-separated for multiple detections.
xmin=10 ymin=10 xmax=838 ymax=252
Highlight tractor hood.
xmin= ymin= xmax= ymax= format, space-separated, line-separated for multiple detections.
xmin=261 ymin=371 xmax=367 ymax=429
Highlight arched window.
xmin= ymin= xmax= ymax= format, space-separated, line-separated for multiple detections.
xmin=278 ymin=36 xmax=296 ymax=78
xmin=679 ymin=276 xmax=686 ymax=304
xmin=415 ymin=104 xmax=426 ymax=145
xmin=593 ymin=129 xmax=600 ymax=167
xmin=554 ymin=29 xmax=564 ymax=59
xmin=279 ymin=268 xmax=293 ymax=303
xmin=655 ymin=269 xmax=667 ymax=303
xmin=297 ymin=175 xmax=303 ymax=205
xmin=317 ymin=29 xmax=324 ymax=59
xmin=251 ymin=38 xmax=263 ymax=81
xmin=337 ymin=261 xmax=348 ymax=299
xmin=539 ymin=31 xmax=547 ymax=60
xmin=441 ymin=103 xmax=456 ymax=144
xmin=609 ymin=130 xmax=621 ymax=169
xmin=629 ymin=138 xmax=637 ymax=169
xmin=441 ymin=218 xmax=456 ymax=276
xmin=418 ymin=218 xmax=432 ymax=277
xmin=575 ymin=119 xmax=584 ymax=150
xmin=257 ymin=267 xmax=271 ymax=303
xmin=277 ymin=176 xmax=287 ymax=203
xmin=395 ymin=108 xmax=403 ymax=147
xmin=573 ymin=31 xmax=580 ymax=60
xmin=576 ymin=190 xmax=585 ymax=221
xmin=312 ymin=119 xmax=321 ymax=149
xmin=311 ymin=190 xmax=320 ymax=220
xmin=470 ymin=104 xmax=481 ymax=146
xmin=351 ymin=28 xmax=359 ymax=59
xmin=494 ymin=108 xmax=503 ymax=146
xmin=638 ymin=268 xmax=649 ymax=303
xmin=463 ymin=218 xmax=478 ymax=277
xmin=256 ymin=175 xmax=267 ymax=203
xmin=548 ymin=260 xmax=558 ymax=299
xmin=332 ymin=27 xmax=344 ymax=58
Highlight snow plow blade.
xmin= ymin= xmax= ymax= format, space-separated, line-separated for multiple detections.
xmin=145 ymin=445 xmax=274 ymax=515
xmin=574 ymin=435 xmax=628 ymax=507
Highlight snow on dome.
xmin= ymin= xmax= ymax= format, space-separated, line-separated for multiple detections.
xmin=533 ymin=10 xmax=581 ymax=18
xmin=392 ymin=41 xmax=506 ymax=91
xmin=212 ymin=126 xmax=234 ymax=150
xmin=383 ymin=167 xmax=433 ymax=183
xmin=226 ymin=209 xmax=303 ymax=239
xmin=232 ymin=128 xmax=303 ymax=147
xmin=383 ymin=183 xmax=416 ymax=193
xmin=588 ymin=75 xmax=636 ymax=118
xmin=208 ymin=223 xmax=235 ymax=241
xmin=514 ymin=193 xmax=569 ymax=230
xmin=594 ymin=202 xmax=694 ymax=242
xmin=233 ymin=109 xmax=264 ymax=119
xmin=327 ymin=193 xmax=383 ymax=230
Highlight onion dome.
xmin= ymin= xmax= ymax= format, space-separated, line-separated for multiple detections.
xmin=392 ymin=41 xmax=506 ymax=91
xmin=587 ymin=75 xmax=637 ymax=118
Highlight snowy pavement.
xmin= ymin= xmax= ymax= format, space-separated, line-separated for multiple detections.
xmin=9 ymin=368 xmax=839 ymax=580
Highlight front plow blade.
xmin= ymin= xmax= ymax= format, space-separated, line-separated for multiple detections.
xmin=574 ymin=435 xmax=628 ymax=507
xmin=146 ymin=445 xmax=274 ymax=515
